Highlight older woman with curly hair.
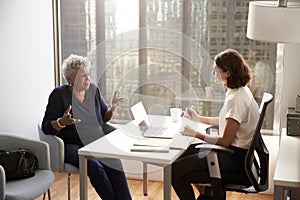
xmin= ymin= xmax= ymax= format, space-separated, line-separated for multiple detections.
xmin=172 ymin=49 xmax=260 ymax=200
xmin=42 ymin=54 xmax=132 ymax=200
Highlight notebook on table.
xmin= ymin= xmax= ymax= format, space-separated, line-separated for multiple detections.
xmin=130 ymin=101 xmax=177 ymax=139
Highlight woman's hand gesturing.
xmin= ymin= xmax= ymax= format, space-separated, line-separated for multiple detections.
xmin=111 ymin=91 xmax=125 ymax=109
xmin=59 ymin=105 xmax=81 ymax=126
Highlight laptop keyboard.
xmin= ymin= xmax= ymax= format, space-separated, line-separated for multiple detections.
xmin=143 ymin=127 xmax=168 ymax=137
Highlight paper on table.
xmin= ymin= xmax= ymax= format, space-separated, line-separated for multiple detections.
xmin=133 ymin=138 xmax=173 ymax=147
xmin=130 ymin=145 xmax=169 ymax=153
xmin=170 ymin=118 xmax=212 ymax=149
xmin=169 ymin=134 xmax=196 ymax=149
xmin=133 ymin=137 xmax=192 ymax=150
xmin=181 ymin=117 xmax=212 ymax=133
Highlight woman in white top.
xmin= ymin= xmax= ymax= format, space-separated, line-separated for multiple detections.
xmin=171 ymin=49 xmax=260 ymax=200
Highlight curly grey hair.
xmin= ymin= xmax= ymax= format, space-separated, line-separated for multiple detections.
xmin=62 ymin=54 xmax=91 ymax=81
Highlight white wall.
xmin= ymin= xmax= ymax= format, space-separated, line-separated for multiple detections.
xmin=281 ymin=44 xmax=300 ymax=127
xmin=0 ymin=0 xmax=55 ymax=139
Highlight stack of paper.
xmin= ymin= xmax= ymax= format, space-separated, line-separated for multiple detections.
xmin=130 ymin=145 xmax=169 ymax=153
xmin=130 ymin=138 xmax=171 ymax=152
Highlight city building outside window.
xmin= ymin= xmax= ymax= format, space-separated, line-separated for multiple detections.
xmin=55 ymin=0 xmax=281 ymax=135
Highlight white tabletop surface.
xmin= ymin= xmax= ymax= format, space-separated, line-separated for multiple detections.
xmin=78 ymin=115 xmax=212 ymax=200
xmin=79 ymin=128 xmax=186 ymax=165
xmin=78 ymin=115 xmax=207 ymax=165
xmin=274 ymin=128 xmax=300 ymax=187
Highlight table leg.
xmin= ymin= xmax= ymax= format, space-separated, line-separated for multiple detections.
xmin=274 ymin=185 xmax=284 ymax=200
xmin=163 ymin=165 xmax=171 ymax=200
xmin=143 ymin=162 xmax=148 ymax=196
xmin=79 ymin=155 xmax=88 ymax=200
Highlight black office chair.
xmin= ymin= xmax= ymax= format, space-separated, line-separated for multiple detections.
xmin=195 ymin=92 xmax=273 ymax=200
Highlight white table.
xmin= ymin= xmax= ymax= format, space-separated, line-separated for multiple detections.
xmin=78 ymin=115 xmax=200 ymax=200
xmin=274 ymin=128 xmax=300 ymax=200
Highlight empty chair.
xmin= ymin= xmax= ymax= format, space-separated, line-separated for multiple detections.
xmin=0 ymin=133 xmax=55 ymax=200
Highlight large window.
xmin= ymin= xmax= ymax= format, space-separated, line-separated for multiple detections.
xmin=56 ymin=0 xmax=281 ymax=134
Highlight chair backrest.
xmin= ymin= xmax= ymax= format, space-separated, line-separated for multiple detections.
xmin=38 ymin=123 xmax=79 ymax=175
xmin=244 ymin=92 xmax=273 ymax=192
xmin=0 ymin=133 xmax=51 ymax=170
xmin=38 ymin=123 xmax=65 ymax=172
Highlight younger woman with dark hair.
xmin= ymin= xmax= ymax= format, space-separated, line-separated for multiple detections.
xmin=171 ymin=49 xmax=259 ymax=200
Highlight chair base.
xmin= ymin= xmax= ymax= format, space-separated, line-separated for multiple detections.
xmin=68 ymin=173 xmax=71 ymax=200
xmin=42 ymin=189 xmax=51 ymax=200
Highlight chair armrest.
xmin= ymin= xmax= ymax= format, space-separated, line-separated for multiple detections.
xmin=207 ymin=125 xmax=219 ymax=131
xmin=38 ymin=123 xmax=65 ymax=172
xmin=195 ymin=143 xmax=234 ymax=181
xmin=195 ymin=143 xmax=234 ymax=154
xmin=206 ymin=126 xmax=220 ymax=136
xmin=0 ymin=165 xmax=5 ymax=200
xmin=39 ymin=134 xmax=65 ymax=172
xmin=30 ymin=140 xmax=51 ymax=170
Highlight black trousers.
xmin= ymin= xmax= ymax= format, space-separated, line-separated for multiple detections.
xmin=171 ymin=143 xmax=247 ymax=200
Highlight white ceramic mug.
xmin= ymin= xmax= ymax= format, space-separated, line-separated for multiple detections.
xmin=170 ymin=108 xmax=184 ymax=122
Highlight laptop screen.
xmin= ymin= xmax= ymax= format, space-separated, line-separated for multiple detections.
xmin=130 ymin=101 xmax=151 ymax=132
xmin=130 ymin=101 xmax=177 ymax=138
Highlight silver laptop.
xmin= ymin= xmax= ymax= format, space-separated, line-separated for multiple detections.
xmin=130 ymin=101 xmax=176 ymax=138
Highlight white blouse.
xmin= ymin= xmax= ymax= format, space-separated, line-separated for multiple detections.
xmin=219 ymin=86 xmax=259 ymax=149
